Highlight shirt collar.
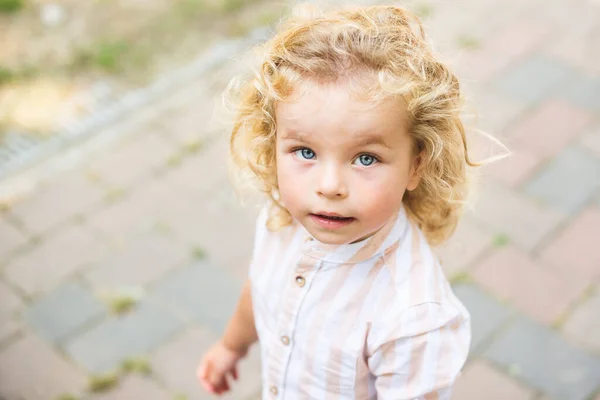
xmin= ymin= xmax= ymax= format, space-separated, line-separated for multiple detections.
xmin=300 ymin=206 xmax=409 ymax=264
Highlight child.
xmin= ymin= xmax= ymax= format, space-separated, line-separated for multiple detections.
xmin=198 ymin=4 xmax=475 ymax=399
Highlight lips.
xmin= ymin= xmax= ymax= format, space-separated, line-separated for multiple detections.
xmin=310 ymin=213 xmax=355 ymax=229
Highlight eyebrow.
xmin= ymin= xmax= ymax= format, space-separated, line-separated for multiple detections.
xmin=353 ymin=135 xmax=392 ymax=149
xmin=281 ymin=130 xmax=392 ymax=149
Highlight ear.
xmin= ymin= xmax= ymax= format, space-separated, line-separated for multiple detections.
xmin=406 ymin=152 xmax=423 ymax=191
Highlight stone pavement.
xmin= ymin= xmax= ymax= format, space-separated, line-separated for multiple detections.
xmin=1 ymin=0 xmax=600 ymax=399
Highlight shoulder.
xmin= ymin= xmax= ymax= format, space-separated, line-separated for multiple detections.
xmin=380 ymin=220 xmax=454 ymax=307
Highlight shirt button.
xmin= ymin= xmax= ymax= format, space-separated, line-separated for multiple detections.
xmin=295 ymin=276 xmax=306 ymax=287
xmin=281 ymin=335 xmax=290 ymax=345
xmin=270 ymin=385 xmax=278 ymax=395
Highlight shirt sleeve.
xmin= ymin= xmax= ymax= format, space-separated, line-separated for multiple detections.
xmin=248 ymin=205 xmax=269 ymax=279
xmin=367 ymin=302 xmax=470 ymax=399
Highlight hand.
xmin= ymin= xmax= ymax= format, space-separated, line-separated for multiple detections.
xmin=197 ymin=340 xmax=246 ymax=395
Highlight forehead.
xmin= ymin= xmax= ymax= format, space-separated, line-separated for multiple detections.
xmin=275 ymin=79 xmax=408 ymax=141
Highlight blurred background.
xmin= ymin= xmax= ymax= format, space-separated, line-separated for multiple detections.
xmin=0 ymin=0 xmax=599 ymax=399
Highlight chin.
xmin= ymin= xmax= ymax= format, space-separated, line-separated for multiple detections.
xmin=308 ymin=229 xmax=357 ymax=245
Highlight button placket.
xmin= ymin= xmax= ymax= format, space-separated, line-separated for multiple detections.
xmin=270 ymin=258 xmax=321 ymax=398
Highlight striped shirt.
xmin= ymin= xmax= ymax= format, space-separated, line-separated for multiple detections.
xmin=249 ymin=205 xmax=471 ymax=400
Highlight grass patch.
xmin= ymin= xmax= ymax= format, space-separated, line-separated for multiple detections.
xmin=449 ymin=271 xmax=472 ymax=285
xmin=0 ymin=67 xmax=15 ymax=86
xmin=457 ymin=34 xmax=481 ymax=50
xmin=220 ymin=0 xmax=245 ymax=13
xmin=183 ymin=139 xmax=205 ymax=154
xmin=492 ymin=233 xmax=510 ymax=248
xmin=121 ymin=357 xmax=152 ymax=375
xmin=72 ymin=39 xmax=131 ymax=74
xmin=55 ymin=395 xmax=77 ymax=400
xmin=192 ymin=246 xmax=207 ymax=260
xmin=88 ymin=372 xmax=119 ymax=393
xmin=107 ymin=293 xmax=138 ymax=314
xmin=105 ymin=187 xmax=125 ymax=203
xmin=167 ymin=153 xmax=184 ymax=167
xmin=0 ymin=0 xmax=24 ymax=13
xmin=413 ymin=2 xmax=434 ymax=19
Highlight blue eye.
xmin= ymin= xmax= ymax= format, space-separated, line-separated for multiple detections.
xmin=295 ymin=148 xmax=316 ymax=160
xmin=354 ymin=154 xmax=377 ymax=166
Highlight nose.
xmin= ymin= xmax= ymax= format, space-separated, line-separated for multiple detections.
xmin=316 ymin=162 xmax=348 ymax=199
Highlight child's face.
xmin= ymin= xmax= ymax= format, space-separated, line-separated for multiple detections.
xmin=275 ymin=79 xmax=421 ymax=245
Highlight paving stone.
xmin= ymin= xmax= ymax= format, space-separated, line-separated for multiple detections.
xmin=508 ymin=99 xmax=593 ymax=158
xmin=151 ymin=326 xmax=216 ymax=400
xmin=8 ymin=171 xmax=104 ymax=236
xmin=163 ymin=138 xmax=229 ymax=197
xmin=452 ymin=283 xmax=513 ymax=356
xmin=471 ymin=182 xmax=566 ymax=251
xmin=87 ymin=133 xmax=177 ymax=188
xmin=85 ymin=233 xmax=189 ymax=289
xmin=543 ymin=4 xmax=600 ymax=76
xmin=541 ymin=207 xmax=600 ymax=280
xmin=524 ymin=146 xmax=600 ymax=213
xmin=472 ymin=246 xmax=588 ymax=325
xmin=23 ymin=281 xmax=106 ymax=344
xmin=89 ymin=375 xmax=171 ymax=400
xmin=0 ymin=280 xmax=23 ymax=316
xmin=88 ymin=178 xmax=177 ymax=242
xmin=0 ymin=317 xmax=21 ymax=344
xmin=0 ymin=333 xmax=87 ymax=399
xmin=149 ymin=261 xmax=242 ymax=335
xmin=435 ymin=216 xmax=493 ymax=278
xmin=4 ymin=225 xmax=111 ymax=295
xmin=452 ymin=359 xmax=535 ymax=400
xmin=65 ymin=300 xmax=185 ymax=373
xmin=0 ymin=217 xmax=28 ymax=262
xmin=484 ymin=316 xmax=600 ymax=400
xmin=151 ymin=325 xmax=262 ymax=400
xmin=467 ymin=90 xmax=528 ymax=140
xmin=580 ymin=124 xmax=600 ymax=157
xmin=493 ymin=55 xmax=572 ymax=105
xmin=563 ymin=75 xmax=600 ymax=111
xmin=563 ymin=288 xmax=600 ymax=355
xmin=483 ymin=147 xmax=544 ymax=187
xmin=456 ymin=18 xmax=550 ymax=83
xmin=158 ymin=187 xmax=258 ymax=278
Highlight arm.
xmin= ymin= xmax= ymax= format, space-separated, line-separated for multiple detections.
xmin=197 ymin=278 xmax=259 ymax=395
xmin=222 ymin=278 xmax=259 ymax=355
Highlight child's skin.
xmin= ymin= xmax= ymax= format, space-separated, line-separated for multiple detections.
xmin=197 ymin=76 xmax=421 ymax=395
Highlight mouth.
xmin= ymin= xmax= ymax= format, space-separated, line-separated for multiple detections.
xmin=309 ymin=213 xmax=355 ymax=229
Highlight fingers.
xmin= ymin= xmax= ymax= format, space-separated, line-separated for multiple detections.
xmin=197 ymin=361 xmax=217 ymax=394
xmin=232 ymin=366 xmax=239 ymax=381
xmin=198 ymin=360 xmax=234 ymax=395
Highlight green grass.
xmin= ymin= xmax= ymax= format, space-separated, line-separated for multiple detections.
xmin=413 ymin=2 xmax=434 ymax=19
xmin=457 ymin=34 xmax=481 ymax=50
xmin=220 ymin=0 xmax=245 ymax=13
xmin=55 ymin=395 xmax=78 ymax=400
xmin=0 ymin=0 xmax=24 ymax=13
xmin=183 ymin=139 xmax=205 ymax=154
xmin=492 ymin=233 xmax=510 ymax=248
xmin=88 ymin=372 xmax=119 ymax=393
xmin=0 ymin=67 xmax=15 ymax=86
xmin=73 ymin=40 xmax=131 ymax=73
xmin=449 ymin=271 xmax=472 ymax=285
xmin=121 ymin=357 xmax=152 ymax=375
xmin=192 ymin=246 xmax=207 ymax=260
xmin=107 ymin=294 xmax=137 ymax=314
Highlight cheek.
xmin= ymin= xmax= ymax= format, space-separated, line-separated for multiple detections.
xmin=276 ymin=155 xmax=304 ymax=210
xmin=356 ymin=167 xmax=408 ymax=208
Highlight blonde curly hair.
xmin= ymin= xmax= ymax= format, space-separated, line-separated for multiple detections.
xmin=228 ymin=4 xmax=479 ymax=245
